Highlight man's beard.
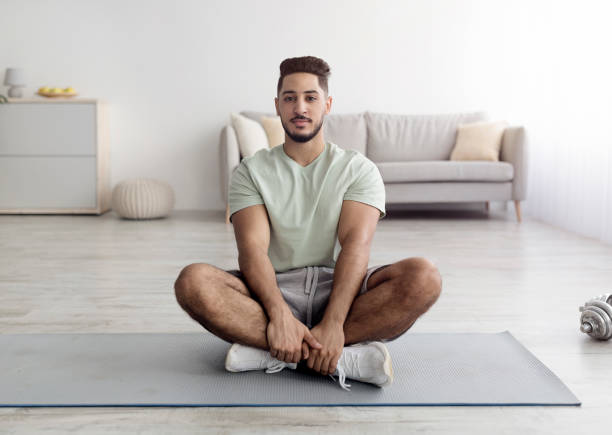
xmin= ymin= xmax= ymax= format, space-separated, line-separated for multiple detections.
xmin=281 ymin=116 xmax=325 ymax=143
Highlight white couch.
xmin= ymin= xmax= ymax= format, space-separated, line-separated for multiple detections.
xmin=219 ymin=111 xmax=527 ymax=223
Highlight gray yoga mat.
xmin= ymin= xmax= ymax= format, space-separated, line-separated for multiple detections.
xmin=0 ymin=331 xmax=580 ymax=407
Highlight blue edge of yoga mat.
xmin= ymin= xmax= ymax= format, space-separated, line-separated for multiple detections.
xmin=0 ymin=331 xmax=581 ymax=407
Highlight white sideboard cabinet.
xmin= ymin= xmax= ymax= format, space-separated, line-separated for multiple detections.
xmin=0 ymin=99 xmax=111 ymax=214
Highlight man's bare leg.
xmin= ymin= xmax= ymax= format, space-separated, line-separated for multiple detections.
xmin=174 ymin=263 xmax=270 ymax=350
xmin=342 ymin=257 xmax=442 ymax=345
xmin=174 ymin=257 xmax=442 ymax=352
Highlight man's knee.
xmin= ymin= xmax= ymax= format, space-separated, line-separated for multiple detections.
xmin=174 ymin=263 xmax=216 ymax=310
xmin=395 ymin=257 xmax=442 ymax=311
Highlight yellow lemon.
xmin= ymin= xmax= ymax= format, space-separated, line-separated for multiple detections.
xmin=63 ymin=87 xmax=75 ymax=93
xmin=38 ymin=86 xmax=51 ymax=93
xmin=50 ymin=87 xmax=63 ymax=94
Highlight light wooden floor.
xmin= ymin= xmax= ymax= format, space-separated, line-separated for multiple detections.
xmin=1 ymin=207 xmax=611 ymax=434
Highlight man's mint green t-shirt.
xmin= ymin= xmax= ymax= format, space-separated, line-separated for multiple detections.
xmin=228 ymin=142 xmax=386 ymax=273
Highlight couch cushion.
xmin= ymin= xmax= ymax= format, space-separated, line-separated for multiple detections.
xmin=323 ymin=113 xmax=367 ymax=155
xmin=376 ymin=161 xmax=514 ymax=183
xmin=450 ymin=121 xmax=508 ymax=161
xmin=241 ymin=111 xmax=274 ymax=123
xmin=365 ymin=112 xmax=488 ymax=162
xmin=260 ymin=115 xmax=284 ymax=148
xmin=240 ymin=111 xmax=367 ymax=154
xmin=231 ymin=113 xmax=269 ymax=158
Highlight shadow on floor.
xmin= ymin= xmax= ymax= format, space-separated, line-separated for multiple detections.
xmin=383 ymin=208 xmax=501 ymax=221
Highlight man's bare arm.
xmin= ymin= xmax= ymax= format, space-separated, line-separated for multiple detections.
xmin=232 ymin=205 xmax=322 ymax=362
xmin=322 ymin=200 xmax=380 ymax=325
xmin=232 ymin=204 xmax=286 ymax=317
xmin=305 ymin=199 xmax=380 ymax=375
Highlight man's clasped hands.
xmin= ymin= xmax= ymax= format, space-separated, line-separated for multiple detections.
xmin=266 ymin=304 xmax=344 ymax=376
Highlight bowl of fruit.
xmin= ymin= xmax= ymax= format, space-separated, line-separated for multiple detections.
xmin=37 ymin=87 xmax=78 ymax=98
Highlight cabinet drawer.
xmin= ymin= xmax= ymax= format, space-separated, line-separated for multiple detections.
xmin=0 ymin=156 xmax=97 ymax=208
xmin=0 ymin=103 xmax=96 ymax=156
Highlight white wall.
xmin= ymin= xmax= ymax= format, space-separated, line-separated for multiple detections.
xmin=511 ymin=1 xmax=612 ymax=244
xmin=2 ymin=0 xmax=611 ymax=243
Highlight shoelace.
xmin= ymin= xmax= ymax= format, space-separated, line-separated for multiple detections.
xmin=264 ymin=354 xmax=358 ymax=392
xmin=265 ymin=360 xmax=289 ymax=374
xmin=330 ymin=367 xmax=351 ymax=391
xmin=330 ymin=350 xmax=360 ymax=391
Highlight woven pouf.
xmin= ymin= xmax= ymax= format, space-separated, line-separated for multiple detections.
xmin=112 ymin=178 xmax=175 ymax=220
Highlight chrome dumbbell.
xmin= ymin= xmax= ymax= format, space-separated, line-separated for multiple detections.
xmin=579 ymin=293 xmax=612 ymax=340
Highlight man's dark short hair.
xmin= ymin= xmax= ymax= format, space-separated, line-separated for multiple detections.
xmin=277 ymin=56 xmax=331 ymax=96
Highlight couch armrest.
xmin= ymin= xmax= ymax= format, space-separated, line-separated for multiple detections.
xmin=219 ymin=125 xmax=241 ymax=204
xmin=500 ymin=126 xmax=528 ymax=201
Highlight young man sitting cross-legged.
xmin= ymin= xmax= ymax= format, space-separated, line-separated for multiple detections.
xmin=174 ymin=56 xmax=442 ymax=391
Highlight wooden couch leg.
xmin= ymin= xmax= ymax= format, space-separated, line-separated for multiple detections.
xmin=225 ymin=203 xmax=231 ymax=224
xmin=485 ymin=201 xmax=490 ymax=213
xmin=514 ymin=200 xmax=522 ymax=223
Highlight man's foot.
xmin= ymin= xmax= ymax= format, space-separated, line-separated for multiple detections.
xmin=331 ymin=341 xmax=393 ymax=391
xmin=225 ymin=343 xmax=297 ymax=373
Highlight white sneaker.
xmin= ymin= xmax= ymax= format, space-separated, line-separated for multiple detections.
xmin=225 ymin=343 xmax=297 ymax=374
xmin=331 ymin=341 xmax=393 ymax=391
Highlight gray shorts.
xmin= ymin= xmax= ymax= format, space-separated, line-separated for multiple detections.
xmin=225 ymin=264 xmax=390 ymax=329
